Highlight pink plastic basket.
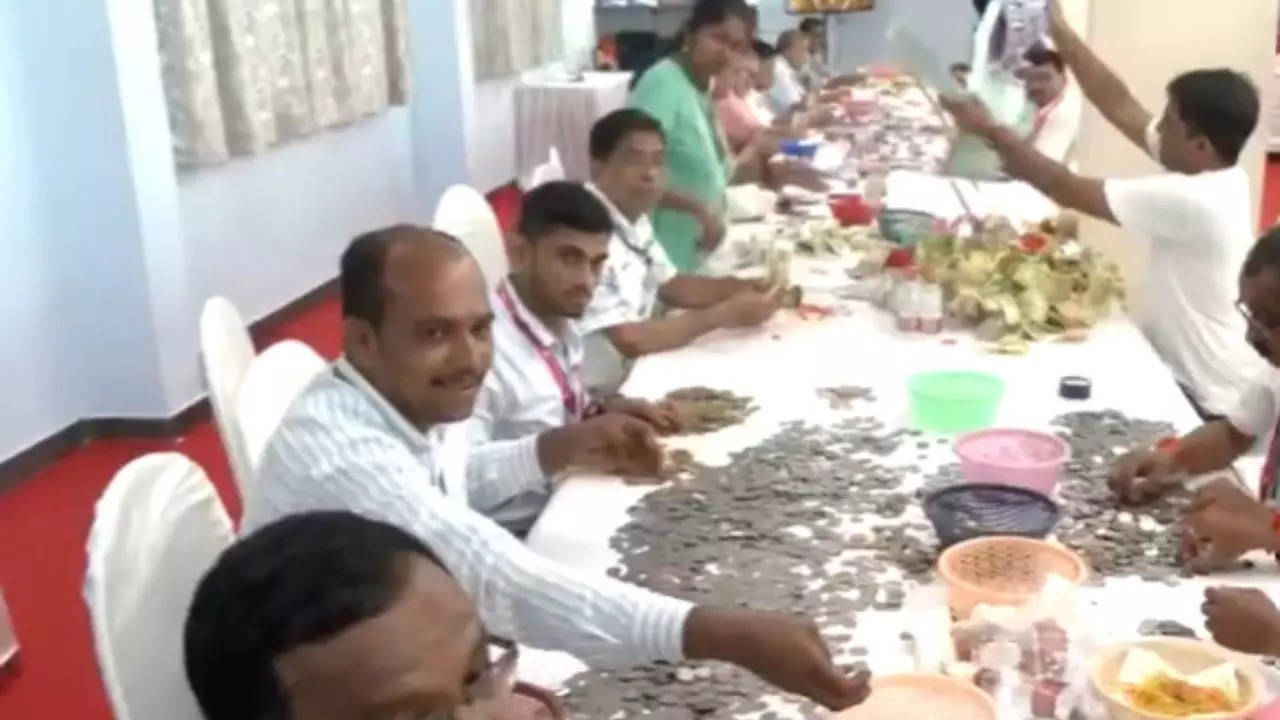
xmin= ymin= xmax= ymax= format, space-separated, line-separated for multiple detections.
xmin=954 ymin=429 xmax=1069 ymax=495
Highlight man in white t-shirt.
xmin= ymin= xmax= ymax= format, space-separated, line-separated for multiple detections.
xmin=942 ymin=0 xmax=1264 ymax=420
xmin=1019 ymin=45 xmax=1081 ymax=165
xmin=581 ymin=109 xmax=781 ymax=395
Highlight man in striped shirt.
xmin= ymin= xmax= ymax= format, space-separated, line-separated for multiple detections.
xmin=246 ymin=226 xmax=871 ymax=710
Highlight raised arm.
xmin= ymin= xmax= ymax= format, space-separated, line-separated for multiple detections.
xmin=1049 ymin=0 xmax=1153 ymax=151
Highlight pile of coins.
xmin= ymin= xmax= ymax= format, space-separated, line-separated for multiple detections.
xmin=1050 ymin=410 xmax=1189 ymax=582
xmin=566 ymin=412 xmax=907 ymax=718
xmin=664 ymin=387 xmax=759 ymax=435
xmin=562 ymin=409 xmax=1187 ymax=717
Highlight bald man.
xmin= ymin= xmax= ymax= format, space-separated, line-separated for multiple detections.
xmin=246 ymin=226 xmax=872 ymax=711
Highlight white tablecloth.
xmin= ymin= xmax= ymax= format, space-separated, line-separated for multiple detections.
xmin=515 ymin=71 xmax=631 ymax=185
xmin=518 ymin=223 xmax=1280 ymax=694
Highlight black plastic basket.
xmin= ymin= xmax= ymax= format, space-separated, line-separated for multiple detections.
xmin=923 ymin=483 xmax=1060 ymax=549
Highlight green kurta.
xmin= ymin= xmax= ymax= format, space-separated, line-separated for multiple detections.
xmin=628 ymin=57 xmax=729 ymax=272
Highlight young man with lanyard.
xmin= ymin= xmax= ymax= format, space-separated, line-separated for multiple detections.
xmin=248 ymin=226 xmax=872 ymax=711
xmin=579 ymin=109 xmax=781 ymax=395
xmin=1019 ymin=44 xmax=1080 ymax=165
xmin=471 ymin=181 xmax=680 ymax=535
xmin=941 ymin=0 xmax=1265 ymax=420
xmin=1110 ymin=229 xmax=1280 ymax=643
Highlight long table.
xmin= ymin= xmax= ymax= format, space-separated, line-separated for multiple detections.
xmin=518 ymin=224 xmax=1280 ymax=699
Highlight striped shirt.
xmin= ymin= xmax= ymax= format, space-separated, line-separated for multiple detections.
xmin=245 ymin=357 xmax=692 ymax=667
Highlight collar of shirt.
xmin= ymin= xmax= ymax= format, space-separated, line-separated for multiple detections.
xmin=332 ymin=355 xmax=447 ymax=454
xmin=585 ymin=182 xmax=657 ymax=262
xmin=495 ymin=276 xmax=577 ymax=350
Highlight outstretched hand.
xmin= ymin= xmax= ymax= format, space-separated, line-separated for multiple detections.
xmin=684 ymin=607 xmax=872 ymax=710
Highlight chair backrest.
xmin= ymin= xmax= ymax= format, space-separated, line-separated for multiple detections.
xmin=432 ymin=184 xmax=508 ymax=289
xmin=199 ymin=297 xmax=255 ymax=499
xmin=236 ymin=339 xmax=328 ymax=477
xmin=529 ymin=146 xmax=566 ymax=187
xmin=85 ymin=453 xmax=234 ymax=720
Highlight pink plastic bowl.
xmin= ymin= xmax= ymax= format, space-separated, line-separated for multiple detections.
xmin=954 ymin=429 xmax=1069 ymax=495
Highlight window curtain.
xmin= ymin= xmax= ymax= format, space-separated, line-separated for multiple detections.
xmin=153 ymin=0 xmax=410 ymax=168
xmin=470 ymin=0 xmax=562 ymax=81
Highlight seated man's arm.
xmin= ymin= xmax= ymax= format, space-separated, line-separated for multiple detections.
xmin=659 ymin=275 xmax=749 ymax=309
xmin=255 ymin=418 xmax=691 ymax=668
xmin=603 ymin=308 xmax=729 ymax=358
xmin=1168 ymin=419 xmax=1256 ymax=475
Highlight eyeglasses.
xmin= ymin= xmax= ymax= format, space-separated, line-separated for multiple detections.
xmin=417 ymin=637 xmax=519 ymax=720
xmin=1236 ymin=299 xmax=1273 ymax=338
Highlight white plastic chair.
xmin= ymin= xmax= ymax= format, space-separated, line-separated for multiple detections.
xmin=528 ymin=146 xmax=566 ymax=188
xmin=236 ymin=339 xmax=328 ymax=475
xmin=85 ymin=453 xmax=235 ymax=720
xmin=199 ymin=297 xmax=255 ymax=501
xmin=432 ymin=184 xmax=508 ymax=290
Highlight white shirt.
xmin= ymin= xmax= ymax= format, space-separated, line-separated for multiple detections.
xmin=1104 ymin=161 xmax=1265 ymax=416
xmin=580 ymin=183 xmax=678 ymax=394
xmin=1030 ymin=82 xmax=1082 ymax=165
xmin=1228 ymin=367 xmax=1280 ymax=499
xmin=1228 ymin=368 xmax=1280 ymax=439
xmin=247 ymin=357 xmax=692 ymax=667
xmin=472 ymin=278 xmax=586 ymax=442
xmin=767 ymin=57 xmax=805 ymax=116
xmin=746 ymin=89 xmax=776 ymax=127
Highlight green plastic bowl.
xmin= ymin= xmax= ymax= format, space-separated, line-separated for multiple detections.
xmin=908 ymin=371 xmax=1005 ymax=433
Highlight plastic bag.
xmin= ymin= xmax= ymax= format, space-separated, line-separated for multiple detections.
xmin=946 ymin=0 xmax=1042 ymax=179
xmin=949 ymin=574 xmax=1104 ymax=719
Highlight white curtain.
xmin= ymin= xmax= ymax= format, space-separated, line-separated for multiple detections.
xmin=470 ymin=0 xmax=562 ymax=81
xmin=153 ymin=0 xmax=410 ymax=168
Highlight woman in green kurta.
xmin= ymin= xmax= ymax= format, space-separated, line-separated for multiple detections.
xmin=627 ymin=0 xmax=754 ymax=272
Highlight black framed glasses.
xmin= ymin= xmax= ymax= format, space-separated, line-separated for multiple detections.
xmin=1236 ymin=299 xmax=1272 ymax=338
xmin=416 ymin=637 xmax=519 ymax=720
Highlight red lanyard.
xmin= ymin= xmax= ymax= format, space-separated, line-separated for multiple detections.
xmin=1262 ymin=419 xmax=1280 ymax=504
xmin=496 ymin=283 xmax=582 ymax=422
xmin=1030 ymin=89 xmax=1065 ymax=139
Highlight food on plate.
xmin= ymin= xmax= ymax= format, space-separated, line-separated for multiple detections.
xmin=1114 ymin=647 xmax=1244 ymax=716
xmin=1122 ymin=674 xmax=1239 ymax=716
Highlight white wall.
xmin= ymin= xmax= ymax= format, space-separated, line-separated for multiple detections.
xmin=0 ymin=0 xmax=474 ymax=462
xmin=0 ymin=2 xmax=76 ymax=455
xmin=2 ymin=0 xmax=171 ymax=440
xmin=180 ymin=114 xmax=415 ymax=329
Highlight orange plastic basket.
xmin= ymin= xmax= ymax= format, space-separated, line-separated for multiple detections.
xmin=937 ymin=536 xmax=1088 ymax=619
xmin=834 ymin=673 xmax=997 ymax=720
